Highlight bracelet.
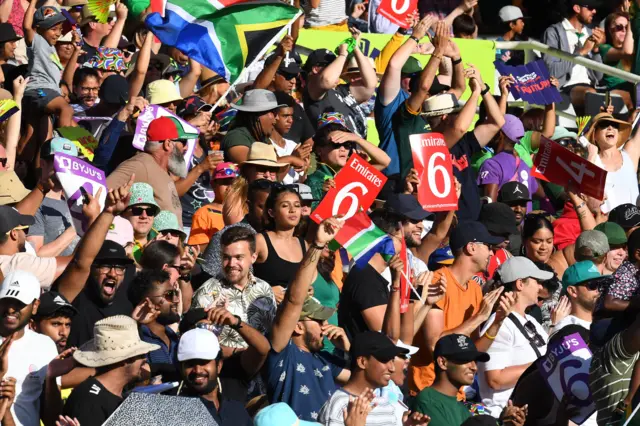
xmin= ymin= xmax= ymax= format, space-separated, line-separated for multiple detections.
xmin=311 ymin=242 xmax=326 ymax=250
xmin=180 ymin=273 xmax=192 ymax=282
xmin=432 ymin=52 xmax=443 ymax=60
xmin=397 ymin=28 xmax=409 ymax=35
xmin=484 ymin=331 xmax=497 ymax=340
xmin=390 ymin=287 xmax=400 ymax=292
xmin=231 ymin=315 xmax=243 ymax=330
xmin=452 ymin=57 xmax=462 ymax=65
xmin=480 ymin=83 xmax=490 ymax=96
xmin=575 ymin=201 xmax=586 ymax=210
xmin=409 ymin=35 xmax=420 ymax=44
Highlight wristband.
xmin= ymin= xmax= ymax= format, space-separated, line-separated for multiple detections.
xmin=390 ymin=287 xmax=400 ymax=292
xmin=481 ymin=83 xmax=490 ymax=96
xmin=452 ymin=57 xmax=462 ymax=66
xmin=398 ymin=27 xmax=409 ymax=35
xmin=311 ymin=242 xmax=326 ymax=250
xmin=409 ymin=35 xmax=420 ymax=44
xmin=484 ymin=331 xmax=497 ymax=340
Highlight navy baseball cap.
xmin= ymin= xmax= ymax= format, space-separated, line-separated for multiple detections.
xmin=450 ymin=221 xmax=504 ymax=252
xmin=434 ymin=334 xmax=490 ymax=363
xmin=385 ymin=194 xmax=434 ymax=222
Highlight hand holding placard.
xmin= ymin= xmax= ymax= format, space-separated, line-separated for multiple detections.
xmin=377 ymin=0 xmax=418 ymax=29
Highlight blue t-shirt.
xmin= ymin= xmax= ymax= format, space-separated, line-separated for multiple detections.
xmin=374 ymin=89 xmax=409 ymax=176
xmin=265 ymin=340 xmax=344 ymax=421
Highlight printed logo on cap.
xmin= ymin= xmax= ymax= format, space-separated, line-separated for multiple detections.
xmin=63 ymin=143 xmax=72 ymax=151
xmin=625 ymin=207 xmax=640 ymax=221
xmin=283 ymin=53 xmax=296 ymax=68
xmin=513 ymin=185 xmax=523 ymax=194
xmin=457 ymin=335 xmax=469 ymax=349
xmin=53 ymin=295 xmax=67 ymax=305
xmin=42 ymin=7 xmax=57 ymax=17
xmin=109 ymin=248 xmax=117 ymax=253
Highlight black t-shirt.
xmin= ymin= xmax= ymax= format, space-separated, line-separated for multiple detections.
xmin=219 ymin=353 xmax=253 ymax=402
xmin=64 ymin=377 xmax=123 ymax=425
xmin=179 ymin=394 xmax=252 ymax=426
xmin=284 ymin=103 xmax=315 ymax=144
xmin=78 ymin=40 xmax=98 ymax=65
xmin=338 ymin=263 xmax=389 ymax=342
xmin=180 ymin=147 xmax=213 ymax=227
xmin=450 ymin=131 xmax=482 ymax=221
xmin=303 ymin=84 xmax=368 ymax=138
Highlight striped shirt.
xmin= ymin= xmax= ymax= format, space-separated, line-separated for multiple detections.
xmin=590 ymin=332 xmax=639 ymax=425
xmin=300 ymin=0 xmax=346 ymax=27
xmin=319 ymin=389 xmax=402 ymax=425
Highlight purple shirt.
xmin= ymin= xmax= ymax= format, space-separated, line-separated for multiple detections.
xmin=477 ymin=152 xmax=538 ymax=212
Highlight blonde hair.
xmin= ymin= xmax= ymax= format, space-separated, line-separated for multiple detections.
xmin=222 ymin=176 xmax=248 ymax=226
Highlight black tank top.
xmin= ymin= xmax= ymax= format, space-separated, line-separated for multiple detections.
xmin=253 ymin=232 xmax=306 ymax=289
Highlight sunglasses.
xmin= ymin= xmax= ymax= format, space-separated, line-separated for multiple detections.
xmin=580 ymin=5 xmax=596 ymax=11
xmin=556 ymin=137 xmax=577 ymax=147
xmin=328 ymin=141 xmax=357 ymax=151
xmin=95 ymin=264 xmax=126 ymax=275
xmin=595 ymin=121 xmax=620 ymax=130
xmin=149 ymin=289 xmax=180 ymax=301
xmin=129 ymin=206 xmax=158 ymax=217
xmin=523 ymin=321 xmax=546 ymax=347
xmin=277 ymin=70 xmax=299 ymax=80
xmin=614 ymin=24 xmax=626 ymax=32
xmin=160 ymin=230 xmax=183 ymax=239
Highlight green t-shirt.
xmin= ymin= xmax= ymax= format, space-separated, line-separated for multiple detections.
xmin=221 ymin=127 xmax=256 ymax=160
xmin=312 ymin=273 xmax=340 ymax=353
xmin=392 ymin=101 xmax=430 ymax=178
xmin=600 ymin=44 xmax=629 ymax=90
xmin=412 ymin=387 xmax=471 ymax=426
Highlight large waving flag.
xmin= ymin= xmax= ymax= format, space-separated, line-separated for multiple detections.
xmin=145 ymin=0 xmax=301 ymax=83
xmin=333 ymin=211 xmax=396 ymax=269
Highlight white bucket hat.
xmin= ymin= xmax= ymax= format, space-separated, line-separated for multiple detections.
xmin=73 ymin=316 xmax=159 ymax=367
xmin=421 ymin=93 xmax=462 ymax=117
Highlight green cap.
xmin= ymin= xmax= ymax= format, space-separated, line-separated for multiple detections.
xmin=152 ymin=210 xmax=186 ymax=241
xmin=299 ymin=296 xmax=335 ymax=321
xmin=127 ymin=183 xmax=160 ymax=211
xmin=401 ymin=57 xmax=422 ymax=75
xmin=40 ymin=137 xmax=78 ymax=158
xmin=594 ymin=222 xmax=627 ymax=246
xmin=551 ymin=126 xmax=578 ymax=141
xmin=562 ymin=260 xmax=609 ymax=290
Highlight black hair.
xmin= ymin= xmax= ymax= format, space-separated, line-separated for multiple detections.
xmin=521 ymin=214 xmax=554 ymax=242
xmin=533 ymin=261 xmax=560 ymax=294
xmin=234 ymin=110 xmax=268 ymax=141
xmin=629 ymin=228 xmax=640 ymax=263
xmin=72 ymin=67 xmax=100 ymax=90
xmin=370 ymin=208 xmax=401 ymax=235
xmin=452 ymin=14 xmax=477 ymax=37
xmin=220 ymin=226 xmax=257 ymax=253
xmin=128 ymin=269 xmax=171 ymax=307
xmin=33 ymin=307 xmax=76 ymax=322
xmin=139 ymin=240 xmax=181 ymax=271
xmin=273 ymin=91 xmax=296 ymax=109
xmin=520 ymin=108 xmax=545 ymax=132
xmin=247 ymin=179 xmax=272 ymax=203
xmin=312 ymin=122 xmax=350 ymax=148
xmin=263 ymin=185 xmax=302 ymax=231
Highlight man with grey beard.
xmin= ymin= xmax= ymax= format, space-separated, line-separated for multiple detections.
xmin=107 ymin=116 xmax=196 ymax=226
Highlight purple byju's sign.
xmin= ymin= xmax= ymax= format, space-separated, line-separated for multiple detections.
xmin=53 ymin=152 xmax=107 ymax=235
xmin=537 ymin=332 xmax=595 ymax=424
xmin=132 ymin=105 xmax=199 ymax=170
xmin=495 ymin=59 xmax=563 ymax=106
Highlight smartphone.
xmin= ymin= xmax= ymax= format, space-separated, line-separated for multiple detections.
xmin=79 ymin=186 xmax=90 ymax=205
xmin=605 ymin=91 xmax=611 ymax=109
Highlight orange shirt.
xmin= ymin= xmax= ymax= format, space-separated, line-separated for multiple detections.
xmin=187 ymin=204 xmax=225 ymax=246
xmin=409 ymin=266 xmax=483 ymax=395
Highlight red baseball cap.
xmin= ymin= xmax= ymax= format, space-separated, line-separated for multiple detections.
xmin=146 ymin=116 xmax=196 ymax=142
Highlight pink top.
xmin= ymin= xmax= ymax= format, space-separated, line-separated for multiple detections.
xmin=3 ymin=0 xmax=25 ymax=37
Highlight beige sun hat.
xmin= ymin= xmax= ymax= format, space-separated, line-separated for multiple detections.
xmin=73 ymin=316 xmax=159 ymax=368
xmin=585 ymin=113 xmax=631 ymax=148
xmin=421 ymin=93 xmax=462 ymax=117
xmin=341 ymin=56 xmax=380 ymax=79
xmin=146 ymin=79 xmax=183 ymax=105
xmin=241 ymin=142 xmax=289 ymax=168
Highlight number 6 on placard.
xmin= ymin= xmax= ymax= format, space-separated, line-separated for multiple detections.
xmin=427 ymin=152 xmax=452 ymax=198
xmin=332 ymin=182 xmax=369 ymax=219
xmin=391 ymin=0 xmax=410 ymax=14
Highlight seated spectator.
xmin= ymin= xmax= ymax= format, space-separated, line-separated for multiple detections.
xmin=495 ymin=6 xmax=526 ymax=65
xmin=412 ymin=334 xmax=490 ymax=426
xmin=477 ymin=257 xmax=552 ymax=417
xmin=595 ymin=222 xmax=628 ymax=275
xmin=176 ymin=328 xmax=252 ymax=425
xmin=26 ymin=138 xmax=80 ymax=257
xmin=253 ymin=185 xmax=306 ymax=298
xmin=107 ymin=116 xmax=197 ymax=225
xmin=269 ymin=92 xmax=310 ymax=184
xmin=30 ymin=290 xmax=77 ymax=354
xmin=240 ymin=142 xmax=289 ymax=183
xmin=477 ymin=202 xmax=517 ymax=282
xmin=586 ymin=113 xmax=639 ymax=212
xmin=222 ymin=89 xmax=283 ymax=163
xmin=121 ymin=182 xmax=160 ymax=263
xmin=64 ymin=316 xmax=159 ymax=425
xmin=188 ymin=162 xmax=237 ymax=250
xmin=138 ymin=240 xmax=182 ymax=284
xmin=0 ymin=23 xmax=21 ymax=66
xmin=152 ymin=210 xmax=187 ymax=247
xmin=600 ymin=12 xmax=634 ymax=109
xmin=542 ymin=0 xmax=604 ymax=115
xmin=196 ymin=67 xmax=230 ymax=106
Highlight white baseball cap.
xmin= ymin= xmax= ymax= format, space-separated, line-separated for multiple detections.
xmin=177 ymin=328 xmax=221 ymax=362
xmin=397 ymin=340 xmax=419 ymax=356
xmin=498 ymin=256 xmax=554 ymax=283
xmin=0 ymin=270 xmax=41 ymax=305
xmin=499 ymin=6 xmax=524 ymax=23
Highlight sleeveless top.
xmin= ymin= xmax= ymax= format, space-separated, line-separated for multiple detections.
xmin=594 ymin=150 xmax=639 ymax=212
xmin=253 ymin=232 xmax=307 ymax=289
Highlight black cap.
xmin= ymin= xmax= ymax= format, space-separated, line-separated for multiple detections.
xmin=266 ymin=52 xmax=302 ymax=75
xmin=304 ymin=49 xmax=336 ymax=72
xmin=179 ymin=307 xmax=208 ymax=334
xmin=433 ymin=334 xmax=490 ymax=363
xmin=449 ymin=221 xmax=504 ymax=252
xmin=34 ymin=291 xmax=78 ymax=318
xmin=350 ymin=331 xmax=409 ymax=363
xmin=498 ymin=182 xmax=531 ymax=204
xmin=570 ymin=0 xmax=599 ymax=7
xmin=609 ymin=203 xmax=640 ymax=230
xmin=385 ymin=194 xmax=434 ymax=222
xmin=479 ymin=203 xmax=518 ymax=236
xmin=93 ymin=240 xmax=134 ymax=265
xmin=177 ymin=95 xmax=212 ymax=118
xmin=0 ymin=23 xmax=21 ymax=44
xmin=99 ymin=75 xmax=129 ymax=106
xmin=0 ymin=205 xmax=35 ymax=234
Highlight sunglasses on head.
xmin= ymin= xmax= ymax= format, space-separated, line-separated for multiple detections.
xmin=129 ymin=206 xmax=158 ymax=216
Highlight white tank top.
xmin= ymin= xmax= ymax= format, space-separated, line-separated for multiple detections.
xmin=594 ymin=150 xmax=639 ymax=211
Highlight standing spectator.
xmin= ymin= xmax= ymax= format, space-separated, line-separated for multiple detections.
xmin=77 ymin=4 xmax=120 ymax=63
xmin=64 ymin=316 xmax=159 ymax=425
xmin=269 ymin=92 xmax=310 ymax=184
xmin=146 ymin=79 xmax=183 ymax=113
xmin=107 ymin=116 xmax=197 ymax=225
xmin=495 ymin=6 xmax=526 ymax=65
xmin=300 ymin=0 xmax=347 ymax=30
xmin=176 ymin=328 xmax=253 ymax=424
xmin=0 ymin=270 xmax=61 ymax=426
xmin=27 ymin=138 xmax=80 ymax=257
xmin=600 ymin=12 xmax=634 ymax=109
xmin=498 ymin=182 xmax=531 ymax=255
xmin=120 ymin=182 xmax=160 ymax=263
xmin=477 ymin=257 xmax=552 ymax=417
xmin=542 ymin=0 xmax=604 ymax=115
xmin=30 ymin=290 xmax=77 ymax=354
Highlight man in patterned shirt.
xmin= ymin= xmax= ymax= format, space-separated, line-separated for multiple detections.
xmin=191 ymin=226 xmax=276 ymax=352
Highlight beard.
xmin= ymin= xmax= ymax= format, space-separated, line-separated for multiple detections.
xmin=303 ymin=330 xmax=324 ymax=353
xmin=168 ymin=147 xmax=188 ymax=178
xmin=186 ymin=372 xmax=218 ymax=395
xmin=157 ymin=310 xmax=181 ymax=326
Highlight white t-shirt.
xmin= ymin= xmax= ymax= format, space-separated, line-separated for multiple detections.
xmin=6 ymin=329 xmax=59 ymax=426
xmin=561 ymin=19 xmax=592 ymax=87
xmin=319 ymin=388 xmax=402 ymax=425
xmin=477 ymin=312 xmax=549 ymax=417
xmin=0 ymin=253 xmax=56 ymax=290
xmin=270 ymin=138 xmax=301 ymax=184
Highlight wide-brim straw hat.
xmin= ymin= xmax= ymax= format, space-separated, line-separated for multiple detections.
xmin=585 ymin=113 xmax=631 ymax=148
xmin=73 ymin=316 xmax=159 ymax=368
xmin=421 ymin=93 xmax=462 ymax=117
xmin=341 ymin=56 xmax=381 ymax=79
xmin=241 ymin=142 xmax=289 ymax=168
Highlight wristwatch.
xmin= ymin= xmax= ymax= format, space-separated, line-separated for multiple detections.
xmin=230 ymin=315 xmax=243 ymax=330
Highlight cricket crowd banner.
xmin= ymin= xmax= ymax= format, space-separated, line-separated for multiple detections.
xmin=495 ymin=59 xmax=563 ymax=106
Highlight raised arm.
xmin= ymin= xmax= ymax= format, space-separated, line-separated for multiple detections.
xmin=625 ymin=116 xmax=640 ymax=170
xmin=0 ymin=0 xmax=14 ymax=23
xmin=446 ymin=40 xmax=466 ymax=100
xmin=470 ymin=65 xmax=506 ymax=147
xmin=382 ymin=255 xmax=403 ymax=342
xmin=128 ymin=32 xmax=153 ymax=99
xmin=179 ymin=58 xmax=202 ymax=97
xmin=254 ymin=36 xmax=293 ymax=90
xmin=23 ymin=0 xmax=37 ymax=46
xmin=55 ymin=175 xmax=134 ymax=303
xmin=270 ymin=217 xmax=343 ymax=353
xmin=348 ymin=28 xmax=378 ymax=104
xmin=603 ymin=19 xmax=634 ymax=62
xmin=306 ymin=43 xmax=349 ymax=101
xmin=443 ymin=0 xmax=476 ymax=27
xmin=4 ymin=76 xmax=27 ymax=171
xmin=443 ymin=76 xmax=481 ymax=149
xmin=62 ymin=32 xmax=83 ymax=90
xmin=103 ymin=1 xmax=127 ymax=48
